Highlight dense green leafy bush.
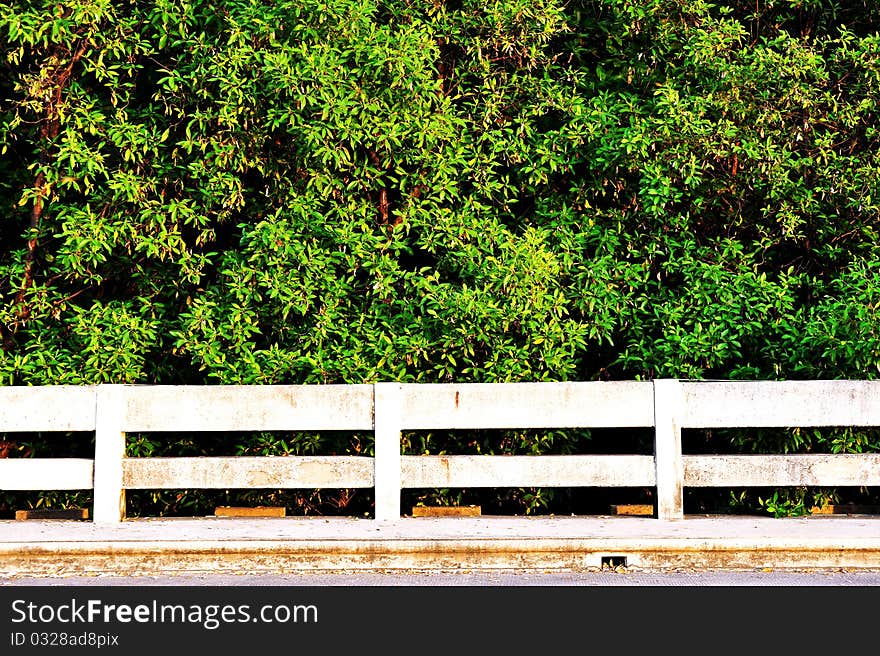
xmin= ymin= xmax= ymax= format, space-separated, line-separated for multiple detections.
xmin=1 ymin=1 xmax=878 ymax=516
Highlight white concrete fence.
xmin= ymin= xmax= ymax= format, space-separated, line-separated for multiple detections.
xmin=1 ymin=380 xmax=879 ymax=523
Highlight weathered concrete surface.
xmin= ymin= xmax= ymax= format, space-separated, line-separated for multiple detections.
xmin=398 ymin=381 xmax=655 ymax=428
xmin=123 ymin=455 xmax=374 ymax=489
xmin=684 ymin=454 xmax=880 ymax=486
xmin=654 ymin=379 xmax=684 ymax=519
xmin=0 ymin=384 xmax=97 ymax=431
xmin=400 ymin=454 xmax=655 ymax=487
xmin=680 ymin=379 xmax=880 ymax=427
xmin=1 ymin=515 xmax=879 ymax=577
xmin=121 ymin=383 xmax=374 ymax=432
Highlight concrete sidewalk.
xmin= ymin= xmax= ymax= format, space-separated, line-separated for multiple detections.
xmin=2 ymin=514 xmax=879 ymax=577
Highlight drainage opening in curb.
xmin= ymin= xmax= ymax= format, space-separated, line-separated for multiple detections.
xmin=601 ymin=556 xmax=627 ymax=570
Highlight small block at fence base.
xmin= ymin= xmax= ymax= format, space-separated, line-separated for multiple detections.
xmin=214 ymin=506 xmax=286 ymax=518
xmin=15 ymin=508 xmax=89 ymax=521
xmin=810 ymin=505 xmax=880 ymax=515
xmin=411 ymin=505 xmax=481 ymax=517
xmin=610 ymin=504 xmax=654 ymax=516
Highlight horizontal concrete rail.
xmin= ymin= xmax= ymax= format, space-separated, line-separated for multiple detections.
xmin=0 ymin=384 xmax=97 ymax=432
xmin=680 ymin=380 xmax=880 ymax=427
xmin=0 ymin=458 xmax=94 ymax=490
xmin=400 ymin=455 xmax=656 ymax=488
xmin=397 ymin=381 xmax=655 ymax=428
xmin=0 ymin=380 xmax=878 ymax=523
xmin=122 ymin=456 xmax=374 ymax=489
xmin=684 ymin=454 xmax=880 ymax=487
xmin=119 ymin=384 xmax=374 ymax=432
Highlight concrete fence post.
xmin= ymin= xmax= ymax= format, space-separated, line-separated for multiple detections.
xmin=93 ymin=384 xmax=127 ymax=523
xmin=373 ymin=382 xmax=403 ymax=521
xmin=653 ymin=379 xmax=684 ymax=520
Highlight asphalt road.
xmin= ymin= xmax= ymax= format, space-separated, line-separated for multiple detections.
xmin=4 ymin=568 xmax=880 ymax=586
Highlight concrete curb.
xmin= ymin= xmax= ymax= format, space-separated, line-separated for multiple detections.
xmin=3 ymin=515 xmax=880 ymax=576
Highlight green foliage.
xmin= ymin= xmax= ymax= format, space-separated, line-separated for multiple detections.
xmin=1 ymin=1 xmax=879 ymax=517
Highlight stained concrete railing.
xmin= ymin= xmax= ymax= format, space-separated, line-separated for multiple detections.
xmin=1 ymin=380 xmax=879 ymax=523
